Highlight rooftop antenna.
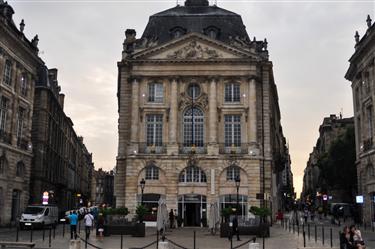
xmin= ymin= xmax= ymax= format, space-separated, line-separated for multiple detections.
xmin=340 ymin=108 xmax=343 ymax=119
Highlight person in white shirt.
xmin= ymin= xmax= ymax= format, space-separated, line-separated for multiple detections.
xmin=84 ymin=212 xmax=94 ymax=239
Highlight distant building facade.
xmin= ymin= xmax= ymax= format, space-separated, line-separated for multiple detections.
xmin=30 ymin=68 xmax=94 ymax=212
xmin=302 ymin=114 xmax=354 ymax=203
xmin=346 ymin=15 xmax=375 ymax=225
xmin=91 ymin=168 xmax=114 ymax=207
xmin=0 ymin=1 xmax=43 ymax=226
xmin=115 ymin=0 xmax=289 ymax=225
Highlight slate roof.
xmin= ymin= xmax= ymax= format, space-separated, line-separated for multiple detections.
xmin=141 ymin=2 xmax=250 ymax=45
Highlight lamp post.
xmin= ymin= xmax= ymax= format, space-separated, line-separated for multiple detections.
xmin=140 ymin=178 xmax=146 ymax=206
xmin=235 ymin=175 xmax=241 ymax=218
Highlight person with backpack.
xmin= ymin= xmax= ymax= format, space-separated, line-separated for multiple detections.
xmin=68 ymin=211 xmax=78 ymax=240
xmin=84 ymin=212 xmax=94 ymax=239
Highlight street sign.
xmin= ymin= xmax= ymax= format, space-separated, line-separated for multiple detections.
xmin=42 ymin=191 xmax=49 ymax=205
xmin=356 ymin=195 xmax=364 ymax=204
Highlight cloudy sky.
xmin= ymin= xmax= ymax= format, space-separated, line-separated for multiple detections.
xmin=9 ymin=0 xmax=374 ymax=195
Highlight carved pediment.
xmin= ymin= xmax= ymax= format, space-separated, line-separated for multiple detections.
xmin=166 ymin=41 xmax=222 ymax=60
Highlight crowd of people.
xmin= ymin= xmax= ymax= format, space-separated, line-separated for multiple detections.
xmin=340 ymin=225 xmax=366 ymax=249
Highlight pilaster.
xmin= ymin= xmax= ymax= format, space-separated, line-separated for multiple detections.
xmin=168 ymin=78 xmax=179 ymax=155
xmin=207 ymin=78 xmax=219 ymax=155
xmin=129 ymin=78 xmax=139 ymax=154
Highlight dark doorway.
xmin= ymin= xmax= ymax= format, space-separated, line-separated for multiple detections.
xmin=11 ymin=190 xmax=21 ymax=221
xmin=185 ymin=203 xmax=201 ymax=226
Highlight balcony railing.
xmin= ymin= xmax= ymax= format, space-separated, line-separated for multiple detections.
xmin=0 ymin=130 xmax=12 ymax=145
xmin=178 ymin=143 xmax=207 ymax=154
xmin=17 ymin=138 xmax=29 ymax=150
xmin=219 ymin=143 xmax=248 ymax=154
xmin=363 ymin=137 xmax=373 ymax=152
xmin=138 ymin=143 xmax=167 ymax=154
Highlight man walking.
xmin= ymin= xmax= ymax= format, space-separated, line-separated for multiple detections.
xmin=84 ymin=212 xmax=94 ymax=239
xmin=231 ymin=216 xmax=240 ymax=241
xmin=68 ymin=211 xmax=79 ymax=240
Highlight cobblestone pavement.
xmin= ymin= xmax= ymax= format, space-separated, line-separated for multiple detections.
xmin=0 ymin=223 xmax=344 ymax=249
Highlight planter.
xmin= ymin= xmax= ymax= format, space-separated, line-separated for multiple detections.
xmin=133 ymin=223 xmax=146 ymax=237
xmin=220 ymin=222 xmax=230 ymax=238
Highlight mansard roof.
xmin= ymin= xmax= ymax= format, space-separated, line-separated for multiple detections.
xmin=141 ymin=2 xmax=249 ymax=45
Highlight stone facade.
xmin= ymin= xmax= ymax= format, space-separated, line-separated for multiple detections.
xmin=30 ymin=68 xmax=94 ymax=212
xmin=346 ymin=15 xmax=375 ymax=225
xmin=91 ymin=168 xmax=115 ymax=207
xmin=302 ymin=115 xmax=354 ymax=203
xmin=115 ymin=0 xmax=288 ymax=225
xmin=0 ymin=1 xmax=43 ymax=226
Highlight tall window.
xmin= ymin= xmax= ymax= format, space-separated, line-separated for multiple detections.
xmin=226 ymin=165 xmax=240 ymax=181
xmin=367 ymin=106 xmax=373 ymax=139
xmin=16 ymin=161 xmax=25 ymax=177
xmin=224 ymin=115 xmax=241 ymax=146
xmin=0 ymin=97 xmax=8 ymax=131
xmin=224 ymin=83 xmax=240 ymax=102
xmin=179 ymin=166 xmax=207 ymax=183
xmin=3 ymin=60 xmax=12 ymax=86
xmin=0 ymin=155 xmax=6 ymax=175
xmin=146 ymin=114 xmax=163 ymax=146
xmin=183 ymin=107 xmax=204 ymax=147
xmin=148 ymin=83 xmax=163 ymax=103
xmin=16 ymin=108 xmax=25 ymax=141
xmin=145 ymin=165 xmax=159 ymax=180
xmin=20 ymin=74 xmax=28 ymax=97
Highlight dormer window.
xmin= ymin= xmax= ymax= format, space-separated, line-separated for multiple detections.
xmin=170 ymin=27 xmax=187 ymax=39
xmin=204 ymin=26 xmax=220 ymax=39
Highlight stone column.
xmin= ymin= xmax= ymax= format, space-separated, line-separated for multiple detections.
xmin=129 ymin=78 xmax=139 ymax=154
xmin=208 ymin=78 xmax=219 ymax=155
xmin=168 ymin=78 xmax=179 ymax=155
xmin=248 ymin=78 xmax=258 ymax=155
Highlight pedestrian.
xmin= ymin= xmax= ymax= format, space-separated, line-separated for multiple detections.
xmin=169 ymin=209 xmax=175 ymax=229
xmin=231 ymin=216 xmax=240 ymax=241
xmin=84 ymin=212 xmax=94 ymax=239
xmin=340 ymin=226 xmax=355 ymax=249
xmin=350 ymin=225 xmax=365 ymax=249
xmin=276 ymin=209 xmax=283 ymax=224
xmin=68 ymin=211 xmax=78 ymax=240
xmin=97 ymin=213 xmax=105 ymax=240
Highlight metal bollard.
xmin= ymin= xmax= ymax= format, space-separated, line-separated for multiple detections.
xmin=53 ymin=225 xmax=56 ymax=239
xmin=315 ymin=225 xmax=317 ymax=242
xmin=49 ymin=228 xmax=52 ymax=248
xmin=156 ymin=229 xmax=159 ymax=249
xmin=85 ymin=235 xmax=88 ymax=249
xmin=262 ymin=236 xmax=265 ymax=249
xmin=230 ymin=233 xmax=233 ymax=249
xmin=322 ymin=226 xmax=325 ymax=245
xmin=308 ymin=224 xmax=310 ymax=240
xmin=293 ymin=222 xmax=295 ymax=234
xmin=43 ymin=225 xmax=45 ymax=241
xmin=30 ymin=225 xmax=33 ymax=242
xmin=194 ymin=230 xmax=196 ymax=249
xmin=330 ymin=228 xmax=333 ymax=248
xmin=120 ymin=234 xmax=123 ymax=249
xmin=303 ymin=231 xmax=306 ymax=248
xmin=298 ymin=224 xmax=300 ymax=236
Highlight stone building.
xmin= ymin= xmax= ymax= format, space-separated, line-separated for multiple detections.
xmin=30 ymin=68 xmax=94 ymax=212
xmin=346 ymin=15 xmax=375 ymax=225
xmin=115 ymin=0 xmax=288 ymax=225
xmin=0 ymin=0 xmax=43 ymax=226
xmin=302 ymin=114 xmax=354 ymax=204
xmin=91 ymin=168 xmax=115 ymax=207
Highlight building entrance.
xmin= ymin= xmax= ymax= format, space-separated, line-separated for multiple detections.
xmin=178 ymin=194 xmax=206 ymax=227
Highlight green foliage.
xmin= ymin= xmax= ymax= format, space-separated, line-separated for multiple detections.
xmin=220 ymin=207 xmax=233 ymax=218
xmin=136 ymin=205 xmax=148 ymax=223
xmin=317 ymin=126 xmax=357 ymax=193
xmin=249 ymin=206 xmax=271 ymax=217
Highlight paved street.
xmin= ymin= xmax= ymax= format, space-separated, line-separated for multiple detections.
xmin=0 ymin=222 xmax=350 ymax=249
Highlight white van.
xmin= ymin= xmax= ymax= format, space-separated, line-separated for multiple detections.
xmin=20 ymin=205 xmax=58 ymax=229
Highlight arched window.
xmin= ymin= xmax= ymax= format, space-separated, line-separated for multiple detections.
xmin=3 ymin=60 xmax=12 ymax=86
xmin=183 ymin=107 xmax=204 ymax=147
xmin=179 ymin=166 xmax=207 ymax=183
xmin=145 ymin=165 xmax=159 ymax=180
xmin=16 ymin=161 xmax=25 ymax=177
xmin=204 ymin=26 xmax=220 ymax=39
xmin=0 ymin=155 xmax=7 ymax=175
xmin=226 ymin=165 xmax=240 ymax=181
xmin=170 ymin=27 xmax=186 ymax=39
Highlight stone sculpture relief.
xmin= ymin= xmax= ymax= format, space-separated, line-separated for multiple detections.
xmin=167 ymin=41 xmax=222 ymax=59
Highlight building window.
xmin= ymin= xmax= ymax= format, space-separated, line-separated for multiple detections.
xmin=355 ymin=87 xmax=360 ymax=111
xmin=20 ymin=74 xmax=28 ymax=97
xmin=170 ymin=27 xmax=186 ymax=39
xmin=148 ymin=83 xmax=163 ymax=103
xmin=0 ymin=97 xmax=8 ymax=132
xmin=0 ymin=155 xmax=6 ymax=175
xmin=16 ymin=161 xmax=25 ymax=177
xmin=187 ymin=83 xmax=201 ymax=99
xmin=225 ymin=83 xmax=240 ymax=102
xmin=224 ymin=115 xmax=241 ymax=146
xmin=367 ymin=106 xmax=373 ymax=138
xmin=3 ymin=60 xmax=12 ymax=86
xmin=183 ymin=107 xmax=204 ymax=147
xmin=16 ymin=108 xmax=25 ymax=142
xmin=179 ymin=166 xmax=207 ymax=183
xmin=204 ymin=26 xmax=220 ymax=39
xmin=145 ymin=165 xmax=159 ymax=180
xmin=146 ymin=114 xmax=163 ymax=146
xmin=219 ymin=194 xmax=248 ymax=218
xmin=226 ymin=165 xmax=240 ymax=181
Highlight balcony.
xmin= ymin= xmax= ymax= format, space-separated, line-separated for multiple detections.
xmin=138 ymin=143 xmax=167 ymax=154
xmin=17 ymin=138 xmax=29 ymax=150
xmin=363 ymin=137 xmax=373 ymax=152
xmin=219 ymin=143 xmax=248 ymax=154
xmin=0 ymin=130 xmax=12 ymax=145
xmin=178 ymin=143 xmax=207 ymax=154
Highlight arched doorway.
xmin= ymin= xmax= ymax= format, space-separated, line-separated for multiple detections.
xmin=178 ymin=194 xmax=207 ymax=227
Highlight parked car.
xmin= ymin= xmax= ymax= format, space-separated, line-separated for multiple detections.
xmin=19 ymin=205 xmax=58 ymax=229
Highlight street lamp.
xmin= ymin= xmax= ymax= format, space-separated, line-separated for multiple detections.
xmin=235 ymin=175 xmax=241 ymax=217
xmin=140 ymin=178 xmax=146 ymax=206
